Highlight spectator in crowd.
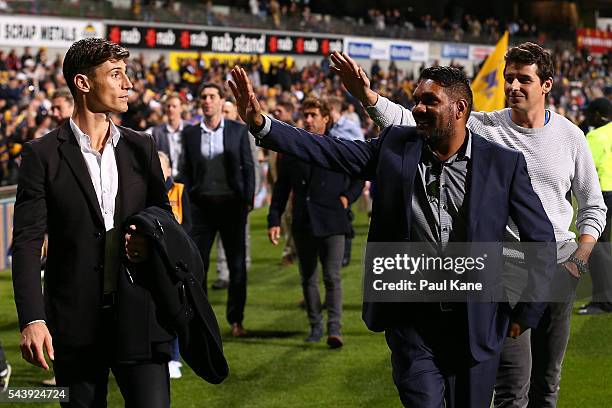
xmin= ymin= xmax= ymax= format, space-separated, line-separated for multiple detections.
xmin=50 ymin=87 xmax=73 ymax=126
xmin=149 ymin=93 xmax=186 ymax=179
xmin=582 ymin=97 xmax=612 ymax=315
xmin=180 ymin=83 xmax=255 ymax=337
xmin=266 ymin=96 xmax=363 ymax=348
xmin=212 ymin=100 xmax=258 ymax=290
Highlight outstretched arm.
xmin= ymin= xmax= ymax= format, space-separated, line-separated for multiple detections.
xmin=330 ymin=51 xmax=415 ymax=128
xmin=228 ymin=66 xmax=380 ymax=180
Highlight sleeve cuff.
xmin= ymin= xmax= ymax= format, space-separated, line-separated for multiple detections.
xmin=24 ymin=320 xmax=46 ymax=328
xmin=365 ymin=95 xmax=387 ymax=117
xmin=250 ymin=115 xmax=272 ymax=140
xmin=578 ymin=225 xmax=601 ymax=241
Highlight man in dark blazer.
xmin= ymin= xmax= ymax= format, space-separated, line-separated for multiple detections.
xmin=268 ymin=97 xmax=363 ymax=348
xmin=12 ymin=38 xmax=174 ymax=407
xmin=180 ymin=82 xmax=255 ymax=337
xmin=149 ymin=93 xmax=186 ymax=180
xmin=230 ymin=66 xmax=557 ymax=407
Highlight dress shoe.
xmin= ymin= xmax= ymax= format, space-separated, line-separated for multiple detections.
xmin=304 ymin=324 xmax=324 ymax=342
xmin=231 ymin=323 xmax=247 ymax=337
xmin=212 ymin=279 xmax=229 ymax=290
xmin=327 ymin=327 xmax=344 ymax=349
xmin=281 ymin=254 xmax=294 ymax=267
xmin=327 ymin=334 xmax=344 ymax=349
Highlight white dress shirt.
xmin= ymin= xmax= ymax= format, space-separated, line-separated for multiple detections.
xmin=70 ymin=118 xmax=121 ymax=232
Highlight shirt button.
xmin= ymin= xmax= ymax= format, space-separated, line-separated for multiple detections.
xmin=443 ymin=227 xmax=448 ymax=232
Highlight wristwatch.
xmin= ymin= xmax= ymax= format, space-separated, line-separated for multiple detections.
xmin=567 ymin=255 xmax=588 ymax=276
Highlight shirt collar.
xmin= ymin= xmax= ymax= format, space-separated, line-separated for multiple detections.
xmin=166 ymin=121 xmax=184 ymax=134
xmin=200 ymin=118 xmax=225 ymax=133
xmin=70 ymin=117 xmax=121 ymax=149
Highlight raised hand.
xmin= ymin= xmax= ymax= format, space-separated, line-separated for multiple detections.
xmin=228 ymin=66 xmax=264 ymax=128
xmin=330 ymin=51 xmax=378 ymax=107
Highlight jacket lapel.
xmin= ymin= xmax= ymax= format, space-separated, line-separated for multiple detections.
xmin=57 ymin=121 xmax=104 ymax=227
xmin=401 ymin=136 xmax=423 ymax=240
xmin=467 ymin=134 xmax=493 ymax=241
xmin=114 ymin=131 xmax=133 ymax=221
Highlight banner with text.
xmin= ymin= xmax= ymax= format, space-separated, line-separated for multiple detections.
xmin=107 ymin=23 xmax=342 ymax=56
xmin=344 ymin=37 xmax=429 ymax=61
xmin=576 ymin=28 xmax=612 ymax=54
xmin=0 ymin=15 xmax=104 ymax=48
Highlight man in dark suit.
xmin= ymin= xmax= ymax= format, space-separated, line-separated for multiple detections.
xmin=180 ymin=82 xmax=255 ymax=337
xmin=229 ymin=65 xmax=556 ymax=407
xmin=148 ymin=93 xmax=186 ymax=180
xmin=12 ymin=38 xmax=174 ymax=407
xmin=268 ymin=97 xmax=363 ymax=348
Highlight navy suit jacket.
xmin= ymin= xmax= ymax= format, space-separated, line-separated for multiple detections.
xmin=257 ymin=118 xmax=557 ymax=362
xmin=180 ymin=119 xmax=255 ymax=206
xmin=268 ymin=150 xmax=364 ymax=237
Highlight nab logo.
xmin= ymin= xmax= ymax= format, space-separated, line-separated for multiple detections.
xmin=484 ymin=70 xmax=498 ymax=98
xmin=108 ymin=27 xmax=120 ymax=44
xmin=296 ymin=38 xmax=304 ymax=54
xmin=145 ymin=28 xmax=156 ymax=47
xmin=268 ymin=36 xmax=278 ymax=53
xmin=180 ymin=31 xmax=190 ymax=49
xmin=321 ymin=39 xmax=329 ymax=55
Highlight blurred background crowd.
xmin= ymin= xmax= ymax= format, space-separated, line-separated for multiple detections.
xmin=0 ymin=42 xmax=608 ymax=187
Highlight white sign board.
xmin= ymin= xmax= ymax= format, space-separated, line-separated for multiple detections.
xmin=0 ymin=16 xmax=104 ymax=48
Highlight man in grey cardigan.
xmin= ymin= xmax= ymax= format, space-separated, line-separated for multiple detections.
xmin=330 ymin=43 xmax=606 ymax=408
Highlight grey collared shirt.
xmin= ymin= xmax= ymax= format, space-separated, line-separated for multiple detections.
xmin=411 ymin=131 xmax=472 ymax=250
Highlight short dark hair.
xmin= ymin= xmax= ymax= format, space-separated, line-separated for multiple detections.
xmin=418 ymin=66 xmax=473 ymax=115
xmin=199 ymin=82 xmax=225 ymax=98
xmin=63 ymin=38 xmax=130 ymax=97
xmin=301 ymin=97 xmax=330 ymax=118
xmin=504 ymin=42 xmax=554 ymax=84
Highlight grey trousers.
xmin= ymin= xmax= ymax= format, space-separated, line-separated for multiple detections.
xmin=293 ymin=233 xmax=344 ymax=332
xmin=495 ymin=265 xmax=574 ymax=408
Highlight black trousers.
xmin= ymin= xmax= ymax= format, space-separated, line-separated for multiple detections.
xmin=589 ymin=191 xmax=612 ymax=309
xmin=385 ymin=305 xmax=499 ymax=408
xmin=53 ymin=309 xmax=170 ymax=408
xmin=191 ymin=196 xmax=248 ymax=324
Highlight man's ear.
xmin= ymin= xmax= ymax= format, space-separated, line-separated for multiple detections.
xmin=74 ymin=74 xmax=91 ymax=95
xmin=456 ymin=99 xmax=469 ymax=120
xmin=542 ymin=77 xmax=553 ymax=95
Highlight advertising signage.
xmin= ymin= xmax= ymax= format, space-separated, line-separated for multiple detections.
xmin=576 ymin=28 xmax=612 ymax=54
xmin=0 ymin=16 xmax=104 ymax=48
xmin=344 ymin=37 xmax=429 ymax=61
xmin=107 ymin=23 xmax=342 ymax=56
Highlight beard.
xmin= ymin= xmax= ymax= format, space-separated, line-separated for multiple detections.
xmin=416 ymin=114 xmax=454 ymax=149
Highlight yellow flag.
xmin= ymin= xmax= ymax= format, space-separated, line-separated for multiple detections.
xmin=471 ymin=31 xmax=509 ymax=112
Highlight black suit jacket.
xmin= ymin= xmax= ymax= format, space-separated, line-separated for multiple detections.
xmin=257 ymin=118 xmax=557 ymax=363
xmin=12 ymin=121 xmax=174 ymax=360
xmin=180 ymin=119 xmax=255 ymax=205
xmin=268 ymin=151 xmax=363 ymax=237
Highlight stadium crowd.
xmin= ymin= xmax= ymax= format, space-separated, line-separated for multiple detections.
xmin=0 ymin=44 xmax=608 ymax=186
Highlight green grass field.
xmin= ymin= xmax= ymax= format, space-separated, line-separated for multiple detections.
xmin=0 ymin=208 xmax=610 ymax=407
